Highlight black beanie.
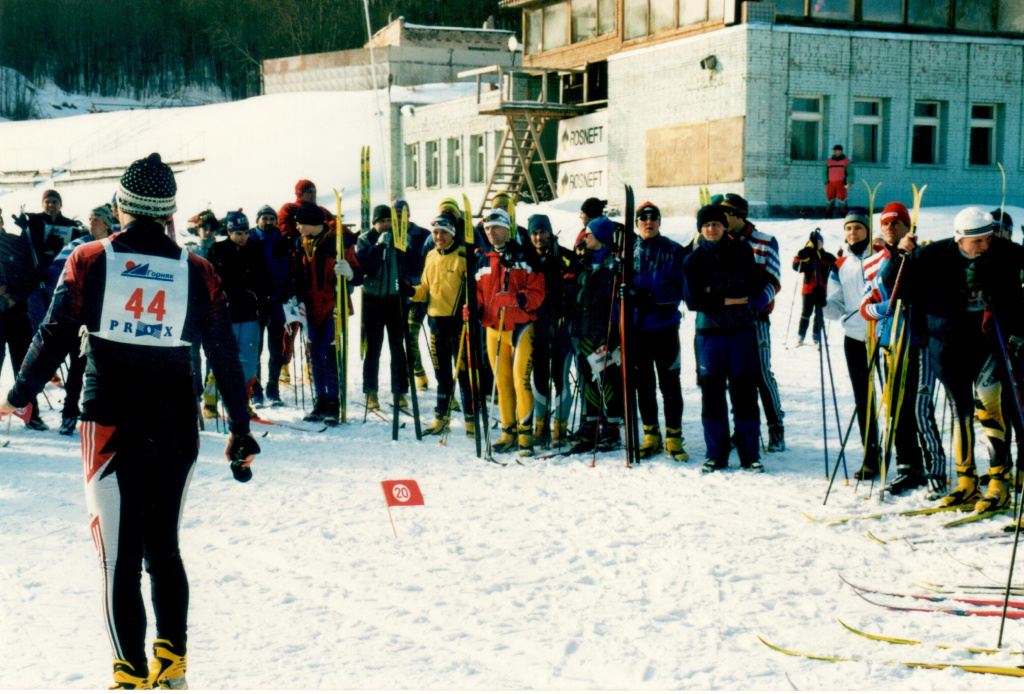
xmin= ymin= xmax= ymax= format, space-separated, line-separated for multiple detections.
xmin=696 ymin=205 xmax=728 ymax=231
xmin=581 ymin=197 xmax=604 ymax=219
xmin=117 ymin=153 xmax=177 ymax=217
xmin=373 ymin=204 xmax=392 ymax=224
xmin=295 ymin=202 xmax=326 ymax=226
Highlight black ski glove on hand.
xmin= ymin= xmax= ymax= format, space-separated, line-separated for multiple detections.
xmin=965 ymin=260 xmax=983 ymax=292
xmin=226 ymin=433 xmax=260 ymax=483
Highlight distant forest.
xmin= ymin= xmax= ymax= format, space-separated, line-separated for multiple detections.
xmin=0 ymin=0 xmax=518 ymax=118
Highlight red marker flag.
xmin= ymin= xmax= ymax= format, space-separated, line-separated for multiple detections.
xmin=381 ymin=480 xmax=424 ymax=537
xmin=381 ymin=479 xmax=424 ymax=507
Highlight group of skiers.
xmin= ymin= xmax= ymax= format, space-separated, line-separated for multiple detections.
xmin=820 ymin=200 xmax=1024 ymax=516
xmin=4 ymin=150 xmax=1024 ymax=688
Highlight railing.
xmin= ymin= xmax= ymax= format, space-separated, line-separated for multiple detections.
xmin=457 ymin=64 xmax=589 ymax=111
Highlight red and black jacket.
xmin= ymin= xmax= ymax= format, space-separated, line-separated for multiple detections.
xmin=7 ymin=220 xmax=251 ymax=437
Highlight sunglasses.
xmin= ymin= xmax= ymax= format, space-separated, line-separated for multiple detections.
xmin=637 ymin=213 xmax=659 ymax=222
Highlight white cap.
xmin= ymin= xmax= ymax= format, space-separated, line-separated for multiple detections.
xmin=954 ymin=207 xmax=994 ymax=240
xmin=482 ymin=208 xmax=511 ymax=230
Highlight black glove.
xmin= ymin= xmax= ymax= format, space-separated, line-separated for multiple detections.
xmin=796 ymin=247 xmax=814 ymax=261
xmin=622 ymin=285 xmax=653 ymax=306
xmin=227 ymin=433 xmax=260 ymax=483
xmin=516 ymin=292 xmax=528 ymax=310
xmin=499 ymin=250 xmax=517 ymax=269
xmin=400 ymin=280 xmax=415 ymax=297
xmin=965 ymin=260 xmax=983 ymax=292
xmin=1009 ymin=335 xmax=1024 ymax=362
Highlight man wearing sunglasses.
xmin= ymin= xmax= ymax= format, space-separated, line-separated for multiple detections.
xmin=628 ymin=202 xmax=688 ymax=462
xmin=720 ymin=193 xmax=785 ymax=453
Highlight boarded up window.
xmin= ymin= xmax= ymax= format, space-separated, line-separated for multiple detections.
xmin=645 ymin=116 xmax=744 ymax=187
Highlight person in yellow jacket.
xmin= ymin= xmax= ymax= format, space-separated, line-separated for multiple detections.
xmin=406 ymin=215 xmax=476 ymax=436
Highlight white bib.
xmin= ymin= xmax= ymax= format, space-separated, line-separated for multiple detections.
xmin=93 ymin=238 xmax=191 ymax=347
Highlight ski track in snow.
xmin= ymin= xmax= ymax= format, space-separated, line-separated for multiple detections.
xmin=1 ymin=92 xmax=1023 ymax=689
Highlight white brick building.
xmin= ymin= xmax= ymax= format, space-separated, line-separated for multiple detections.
xmin=387 ymin=2 xmax=1024 ymax=217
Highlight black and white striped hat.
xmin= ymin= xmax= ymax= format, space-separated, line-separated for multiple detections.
xmin=116 ymin=153 xmax=177 ymax=218
xmin=953 ymin=207 xmax=994 ymax=241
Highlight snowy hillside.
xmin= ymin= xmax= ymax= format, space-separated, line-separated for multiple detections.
xmin=1 ymin=88 xmax=1023 ymax=690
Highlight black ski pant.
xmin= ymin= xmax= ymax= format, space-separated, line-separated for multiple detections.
xmin=797 ymin=294 xmax=823 ymax=342
xmin=576 ymin=334 xmax=623 ymax=425
xmin=83 ymin=424 xmax=197 ymax=673
xmin=935 ymin=346 xmax=1008 ymax=475
xmin=362 ymin=294 xmax=408 ymax=395
xmin=0 ymin=304 xmax=41 ymax=417
xmin=1000 ymin=365 xmax=1024 ymax=472
xmin=264 ymin=318 xmax=286 ymax=396
xmin=427 ymin=314 xmax=473 ymax=417
xmin=62 ymin=350 xmax=86 ymax=419
xmin=843 ymin=336 xmax=880 ymax=473
xmin=754 ymin=317 xmax=785 ymax=427
xmin=881 ymin=343 xmax=924 ymax=479
xmin=631 ymin=326 xmax=683 ymax=432
xmin=408 ymin=301 xmax=428 ymax=377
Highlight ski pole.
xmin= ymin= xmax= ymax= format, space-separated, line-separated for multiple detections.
xmin=818 ymin=310 xmax=830 ymax=479
xmin=783 ymin=279 xmax=798 ymax=347
xmin=820 ymin=309 xmax=849 ymax=480
xmin=591 ymin=274 xmax=622 ymax=469
xmin=992 ymin=313 xmax=1024 ymax=648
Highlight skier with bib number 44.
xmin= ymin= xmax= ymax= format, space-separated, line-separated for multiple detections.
xmin=0 ymin=153 xmax=261 ymax=689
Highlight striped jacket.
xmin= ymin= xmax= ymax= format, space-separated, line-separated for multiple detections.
xmin=731 ymin=221 xmax=781 ymax=317
xmin=858 ymin=245 xmax=919 ymax=346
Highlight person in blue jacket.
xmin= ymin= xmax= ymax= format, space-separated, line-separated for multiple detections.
xmin=250 ymin=205 xmax=291 ymax=406
xmin=683 ymin=204 xmax=762 ymax=472
xmin=628 ymin=201 xmax=688 ymax=461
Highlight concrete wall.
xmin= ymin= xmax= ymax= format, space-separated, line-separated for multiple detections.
xmin=606 ymin=23 xmax=1024 ymax=217
xmin=606 ymin=25 xmax=750 ymax=216
xmin=746 ymin=25 xmax=1024 ymax=216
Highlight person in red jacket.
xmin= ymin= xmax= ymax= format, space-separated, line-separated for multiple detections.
xmin=288 ymin=202 xmax=360 ymax=425
xmin=0 ymin=153 xmax=259 ymax=689
xmin=473 ymin=208 xmax=545 ymax=456
xmin=824 ymin=145 xmax=853 ymax=219
xmin=277 ymin=179 xmax=336 ymax=240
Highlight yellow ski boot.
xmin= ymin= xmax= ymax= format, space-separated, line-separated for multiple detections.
xmin=110 ymin=661 xmax=150 ymax=690
xmin=665 ymin=427 xmax=688 ymax=461
xmin=148 ymin=639 xmax=187 ymax=690
xmin=638 ymin=425 xmax=663 ymax=459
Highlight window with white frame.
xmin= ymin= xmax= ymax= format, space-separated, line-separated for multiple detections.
xmin=426 ymin=140 xmax=440 ymax=188
xmin=791 ymin=96 xmax=823 ymax=161
xmin=969 ymin=103 xmax=997 ymax=166
xmin=853 ymin=98 xmax=883 ymax=163
xmin=447 ymin=137 xmax=463 ymax=186
xmin=470 ymin=134 xmax=486 ymax=184
xmin=404 ymin=143 xmax=418 ymax=189
xmin=911 ymin=101 xmax=942 ymax=164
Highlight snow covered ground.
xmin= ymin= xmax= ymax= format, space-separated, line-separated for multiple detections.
xmin=1 ymin=88 xmax=1024 ymax=690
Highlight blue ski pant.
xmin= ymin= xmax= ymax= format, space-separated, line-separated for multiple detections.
xmin=307 ymin=320 xmax=339 ymax=400
xmin=696 ymin=327 xmax=760 ymax=464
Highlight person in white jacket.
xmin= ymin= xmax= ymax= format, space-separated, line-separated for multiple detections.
xmin=824 ymin=208 xmax=882 ymax=480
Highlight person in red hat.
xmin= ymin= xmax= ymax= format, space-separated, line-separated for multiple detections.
xmin=858 ymin=200 xmax=932 ymax=496
xmin=276 ymin=179 xmax=336 ymax=241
